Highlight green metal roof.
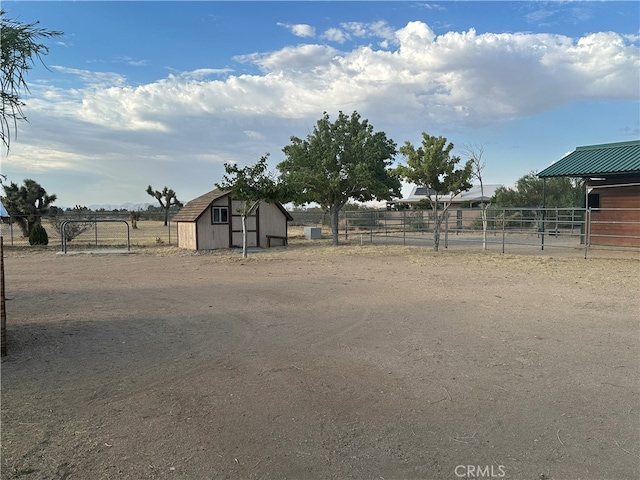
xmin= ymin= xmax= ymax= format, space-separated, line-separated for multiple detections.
xmin=538 ymin=140 xmax=640 ymax=178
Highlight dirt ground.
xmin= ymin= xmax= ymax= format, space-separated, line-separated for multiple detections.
xmin=1 ymin=241 xmax=638 ymax=480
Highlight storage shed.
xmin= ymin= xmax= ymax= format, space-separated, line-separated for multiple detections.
xmin=538 ymin=140 xmax=640 ymax=247
xmin=172 ymin=189 xmax=293 ymax=250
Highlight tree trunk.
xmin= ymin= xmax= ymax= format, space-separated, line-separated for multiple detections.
xmin=432 ymin=204 xmax=440 ymax=252
xmin=481 ymin=205 xmax=487 ymax=250
xmin=241 ymin=214 xmax=248 ymax=259
xmin=329 ymin=206 xmax=340 ymax=246
xmin=163 ymin=208 xmax=169 ymax=227
xmin=479 ymin=178 xmax=487 ymax=250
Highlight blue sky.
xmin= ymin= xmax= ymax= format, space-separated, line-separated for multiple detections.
xmin=2 ymin=1 xmax=639 ymax=207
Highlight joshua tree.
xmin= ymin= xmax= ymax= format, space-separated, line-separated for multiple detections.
xmin=2 ymin=178 xmax=57 ymax=236
xmin=146 ymin=185 xmax=182 ymax=226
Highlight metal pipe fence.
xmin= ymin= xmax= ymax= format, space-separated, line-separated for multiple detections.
xmin=0 ymin=211 xmax=177 ymax=248
xmin=2 ymin=207 xmax=638 ymax=257
xmin=289 ymin=207 xmax=640 ymax=257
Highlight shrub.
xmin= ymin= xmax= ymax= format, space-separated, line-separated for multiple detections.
xmin=29 ymin=224 xmax=49 ymax=245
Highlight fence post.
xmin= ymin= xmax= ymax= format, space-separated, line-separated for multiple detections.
xmin=502 ymin=210 xmax=506 ymax=254
xmin=344 ymin=211 xmax=348 ymax=241
xmin=584 ymin=208 xmax=591 ymax=259
xmin=370 ymin=211 xmax=373 ymax=244
xmin=1 ymin=236 xmax=6 ymax=356
xmin=444 ymin=212 xmax=449 ymax=249
xmin=403 ymin=210 xmax=406 ymax=246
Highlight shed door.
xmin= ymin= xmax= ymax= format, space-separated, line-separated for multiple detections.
xmin=231 ymin=213 xmax=258 ymax=247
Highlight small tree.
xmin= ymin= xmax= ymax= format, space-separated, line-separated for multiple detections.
xmin=462 ymin=144 xmax=489 ymax=250
xmin=49 ymin=205 xmax=92 ymax=242
xmin=1 ymin=10 xmax=62 ymax=152
xmin=278 ymin=111 xmax=401 ymax=245
xmin=146 ymin=185 xmax=182 ymax=226
xmin=215 ymin=154 xmax=285 ymax=258
xmin=2 ymin=178 xmax=57 ymax=236
xmin=393 ymin=133 xmax=473 ymax=251
xmin=129 ymin=211 xmax=142 ymax=229
xmin=28 ymin=223 xmax=48 ymax=245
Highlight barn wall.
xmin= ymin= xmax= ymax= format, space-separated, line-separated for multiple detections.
xmin=587 ymin=178 xmax=640 ymax=247
xmin=258 ymin=202 xmax=288 ymax=246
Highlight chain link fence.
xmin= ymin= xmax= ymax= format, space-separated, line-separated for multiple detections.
xmin=0 ymin=211 xmax=177 ymax=249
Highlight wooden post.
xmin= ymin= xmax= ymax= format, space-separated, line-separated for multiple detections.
xmin=1 ymin=236 xmax=7 ymax=357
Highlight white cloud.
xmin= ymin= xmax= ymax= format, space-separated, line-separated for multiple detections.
xmin=12 ymin=21 xmax=639 ymax=205
xmin=341 ymin=20 xmax=398 ymax=46
xmin=277 ymin=22 xmax=315 ymax=38
xmin=322 ymin=27 xmax=350 ymax=44
xmin=51 ymin=66 xmax=127 ymax=88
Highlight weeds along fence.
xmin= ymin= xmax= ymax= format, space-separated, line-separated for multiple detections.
xmin=0 ymin=211 xmax=178 ymax=248
xmin=290 ymin=207 xmax=640 ymax=257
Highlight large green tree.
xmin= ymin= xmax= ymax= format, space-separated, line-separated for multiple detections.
xmin=216 ymin=154 xmax=287 ymax=258
xmin=2 ymin=178 xmax=57 ymax=236
xmin=492 ymin=172 xmax=583 ymax=208
xmin=393 ymin=133 xmax=473 ymax=251
xmin=278 ymin=111 xmax=401 ymax=245
xmin=1 ymin=10 xmax=62 ymax=151
xmin=146 ymin=185 xmax=182 ymax=226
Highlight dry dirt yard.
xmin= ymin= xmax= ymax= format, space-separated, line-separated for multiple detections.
xmin=1 ymin=242 xmax=638 ymax=480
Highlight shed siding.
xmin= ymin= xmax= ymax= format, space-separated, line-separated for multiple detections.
xmin=588 ymin=178 xmax=640 ymax=247
xmin=177 ymin=222 xmax=197 ymax=249
xmin=259 ymin=202 xmax=288 ymax=246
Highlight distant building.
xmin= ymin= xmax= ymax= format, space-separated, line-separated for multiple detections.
xmin=388 ymin=184 xmax=503 ymax=210
xmin=538 ymin=140 xmax=640 ymax=247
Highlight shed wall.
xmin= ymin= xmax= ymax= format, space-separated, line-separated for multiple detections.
xmin=177 ymin=223 xmax=197 ymax=249
xmin=259 ymin=202 xmax=288 ymax=246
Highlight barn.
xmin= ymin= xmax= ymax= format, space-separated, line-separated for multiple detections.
xmin=538 ymin=140 xmax=640 ymax=247
xmin=172 ymin=189 xmax=293 ymax=250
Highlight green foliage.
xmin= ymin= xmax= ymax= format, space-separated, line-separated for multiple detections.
xmin=28 ymin=223 xmax=48 ymax=245
xmin=2 ymin=178 xmax=57 ymax=236
xmin=146 ymin=185 xmax=182 ymax=226
xmin=492 ymin=172 xmax=583 ymax=208
xmin=392 ymin=133 xmax=473 ymax=251
xmin=1 ymin=10 xmax=62 ymax=151
xmin=216 ymin=154 xmax=285 ymax=213
xmin=278 ymin=111 xmax=400 ymax=245
xmin=216 ymin=154 xmax=286 ymax=258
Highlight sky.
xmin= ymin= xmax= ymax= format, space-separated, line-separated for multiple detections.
xmin=1 ymin=1 xmax=639 ymax=208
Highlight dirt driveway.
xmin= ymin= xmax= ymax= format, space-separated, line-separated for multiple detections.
xmin=1 ymin=243 xmax=639 ymax=479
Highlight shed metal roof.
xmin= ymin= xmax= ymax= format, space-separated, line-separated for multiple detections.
xmin=538 ymin=140 xmax=640 ymax=178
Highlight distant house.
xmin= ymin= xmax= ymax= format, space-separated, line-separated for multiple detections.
xmin=538 ymin=140 xmax=640 ymax=247
xmin=389 ymin=184 xmax=503 ymax=209
xmin=172 ymin=188 xmax=293 ymax=250
xmin=0 ymin=201 xmax=8 ymax=220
